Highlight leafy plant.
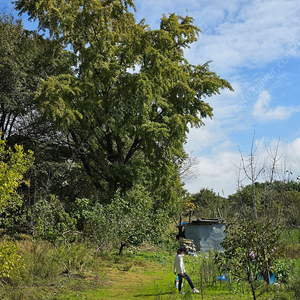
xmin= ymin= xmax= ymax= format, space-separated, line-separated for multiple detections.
xmin=54 ymin=240 xmax=93 ymax=278
xmin=0 ymin=138 xmax=33 ymax=211
xmin=0 ymin=241 xmax=24 ymax=280
xmin=32 ymin=195 xmax=76 ymax=245
xmin=215 ymin=219 xmax=283 ymax=300
xmin=273 ymin=259 xmax=293 ymax=283
xmin=74 ymin=185 xmax=171 ymax=254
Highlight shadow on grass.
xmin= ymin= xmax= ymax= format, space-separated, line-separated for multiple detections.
xmin=134 ymin=292 xmax=177 ymax=297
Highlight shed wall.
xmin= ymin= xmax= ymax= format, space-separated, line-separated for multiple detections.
xmin=185 ymin=224 xmax=225 ymax=252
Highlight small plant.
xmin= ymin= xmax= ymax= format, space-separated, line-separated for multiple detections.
xmin=273 ymin=259 xmax=293 ymax=283
xmin=0 ymin=241 xmax=24 ymax=280
xmin=32 ymin=195 xmax=76 ymax=245
xmin=54 ymin=237 xmax=93 ymax=278
xmin=117 ymin=262 xmax=132 ymax=271
xmin=285 ymin=260 xmax=300 ymax=299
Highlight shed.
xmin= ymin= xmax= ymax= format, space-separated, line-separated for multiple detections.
xmin=177 ymin=218 xmax=226 ymax=253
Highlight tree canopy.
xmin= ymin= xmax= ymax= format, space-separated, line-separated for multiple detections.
xmin=14 ymin=0 xmax=233 ymax=205
xmin=0 ymin=1 xmax=235 ymax=252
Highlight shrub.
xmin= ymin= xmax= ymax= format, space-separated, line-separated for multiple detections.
xmin=0 ymin=241 xmax=24 ymax=280
xmin=54 ymin=240 xmax=94 ymax=276
xmin=286 ymin=259 xmax=300 ymax=299
xmin=273 ymin=259 xmax=293 ymax=283
xmin=32 ymin=195 xmax=76 ymax=245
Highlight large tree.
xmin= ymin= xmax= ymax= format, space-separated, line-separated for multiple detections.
xmin=0 ymin=13 xmax=95 ymax=233
xmin=0 ymin=13 xmax=72 ymax=141
xmin=192 ymin=188 xmax=227 ymax=219
xmin=14 ymin=0 xmax=233 ymax=204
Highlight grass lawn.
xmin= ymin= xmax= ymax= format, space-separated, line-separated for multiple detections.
xmin=48 ymin=251 xmax=251 ymax=300
xmin=0 ymin=246 xmax=287 ymax=300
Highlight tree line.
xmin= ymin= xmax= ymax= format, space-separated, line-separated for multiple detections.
xmin=0 ymin=0 xmax=232 ymax=253
xmin=1 ymin=0 xmax=299 ymax=263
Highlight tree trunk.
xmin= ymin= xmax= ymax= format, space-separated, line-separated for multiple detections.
xmin=119 ymin=242 xmax=126 ymax=255
xmin=252 ymin=181 xmax=258 ymax=222
xmin=250 ymin=280 xmax=256 ymax=300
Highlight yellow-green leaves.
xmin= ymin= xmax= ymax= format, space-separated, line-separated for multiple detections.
xmin=0 ymin=138 xmax=33 ymax=211
xmin=36 ymin=74 xmax=83 ymax=127
xmin=0 ymin=241 xmax=24 ymax=278
xmin=13 ymin=1 xmax=233 ymax=203
xmin=15 ymin=0 xmax=136 ymax=47
xmin=160 ymin=13 xmax=200 ymax=48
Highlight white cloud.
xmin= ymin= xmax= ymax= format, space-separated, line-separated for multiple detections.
xmin=281 ymin=138 xmax=300 ymax=172
xmin=185 ymin=0 xmax=300 ymax=75
xmin=135 ymin=0 xmax=300 ymax=78
xmin=183 ymin=137 xmax=300 ymax=197
xmin=185 ymin=119 xmax=227 ymax=155
xmin=183 ymin=151 xmax=241 ymax=197
xmin=253 ymin=91 xmax=299 ymax=121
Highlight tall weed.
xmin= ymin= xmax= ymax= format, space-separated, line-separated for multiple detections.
xmin=17 ymin=239 xmax=61 ymax=284
xmin=286 ymin=259 xmax=300 ymax=299
xmin=54 ymin=241 xmax=94 ymax=276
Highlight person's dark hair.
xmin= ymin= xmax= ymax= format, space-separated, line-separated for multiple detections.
xmin=177 ymin=247 xmax=187 ymax=254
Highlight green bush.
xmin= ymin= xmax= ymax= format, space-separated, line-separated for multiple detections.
xmin=286 ymin=259 xmax=300 ymax=299
xmin=273 ymin=259 xmax=293 ymax=283
xmin=54 ymin=241 xmax=94 ymax=275
xmin=15 ymin=239 xmax=61 ymax=286
xmin=73 ymin=186 xmax=172 ymax=254
xmin=0 ymin=241 xmax=24 ymax=280
xmin=32 ymin=195 xmax=76 ymax=245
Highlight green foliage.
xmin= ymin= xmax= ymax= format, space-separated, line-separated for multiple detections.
xmin=0 ymin=137 xmax=33 ymax=234
xmin=273 ymin=259 xmax=293 ymax=283
xmin=19 ymin=239 xmax=61 ymax=282
xmin=15 ymin=0 xmax=136 ymax=41
xmin=280 ymin=188 xmax=300 ymax=227
xmin=192 ymin=188 xmax=227 ymax=218
xmin=0 ymin=241 xmax=23 ymax=279
xmin=215 ymin=219 xmax=284 ymax=299
xmin=228 ymin=181 xmax=300 ymax=227
xmin=0 ymin=13 xmax=83 ymax=236
xmin=14 ymin=0 xmax=232 ymax=206
xmin=0 ymin=139 xmax=33 ymax=211
xmin=197 ymin=251 xmax=220 ymax=289
xmin=0 ymin=12 xmax=72 ymax=139
xmin=0 ymin=193 xmax=28 ymax=235
xmin=54 ymin=240 xmax=93 ymax=276
xmin=32 ymin=195 xmax=76 ymax=244
xmin=286 ymin=259 xmax=300 ymax=299
xmin=74 ymin=185 xmax=171 ymax=252
xmin=0 ymin=13 xmax=34 ymax=137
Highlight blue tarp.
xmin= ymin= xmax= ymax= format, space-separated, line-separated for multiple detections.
xmin=217 ymin=273 xmax=230 ymax=282
xmin=257 ymin=272 xmax=276 ymax=284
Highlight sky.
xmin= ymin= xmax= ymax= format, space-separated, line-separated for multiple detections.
xmin=2 ymin=0 xmax=300 ymax=197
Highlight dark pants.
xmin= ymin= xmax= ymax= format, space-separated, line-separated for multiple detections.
xmin=177 ymin=272 xmax=195 ymax=291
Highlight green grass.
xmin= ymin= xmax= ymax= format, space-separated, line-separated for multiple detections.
xmin=0 ymin=240 xmax=298 ymax=299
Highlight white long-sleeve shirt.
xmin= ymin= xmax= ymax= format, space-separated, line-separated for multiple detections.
xmin=174 ymin=254 xmax=185 ymax=274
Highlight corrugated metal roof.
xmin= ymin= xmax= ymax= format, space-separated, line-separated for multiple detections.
xmin=177 ymin=218 xmax=226 ymax=227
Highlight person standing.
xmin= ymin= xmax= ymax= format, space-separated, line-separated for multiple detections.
xmin=174 ymin=247 xmax=200 ymax=294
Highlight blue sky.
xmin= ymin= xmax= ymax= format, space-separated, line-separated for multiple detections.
xmin=2 ymin=0 xmax=300 ymax=197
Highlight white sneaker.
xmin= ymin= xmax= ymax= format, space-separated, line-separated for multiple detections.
xmin=179 ymin=291 xmax=185 ymax=295
xmin=193 ymin=288 xmax=200 ymax=294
